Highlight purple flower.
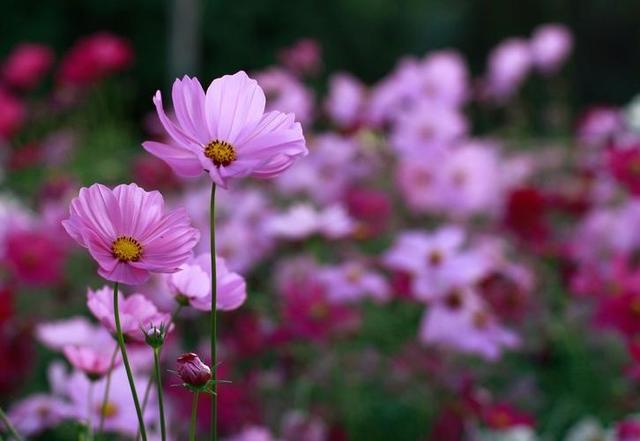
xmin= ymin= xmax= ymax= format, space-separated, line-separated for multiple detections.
xmin=143 ymin=71 xmax=308 ymax=188
xmin=176 ymin=352 xmax=212 ymax=387
xmin=530 ymin=23 xmax=573 ymax=74
xmin=62 ymin=183 xmax=200 ymax=285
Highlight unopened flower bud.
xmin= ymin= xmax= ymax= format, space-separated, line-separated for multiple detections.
xmin=144 ymin=323 xmax=167 ymax=349
xmin=176 ymin=352 xmax=211 ymax=388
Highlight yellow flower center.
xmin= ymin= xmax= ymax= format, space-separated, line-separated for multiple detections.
xmin=99 ymin=401 xmax=119 ymax=418
xmin=111 ymin=236 xmax=142 ymax=262
xmin=204 ymin=140 xmax=237 ymax=167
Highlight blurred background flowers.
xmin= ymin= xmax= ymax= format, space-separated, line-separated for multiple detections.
xmin=2 ymin=0 xmax=640 ymax=440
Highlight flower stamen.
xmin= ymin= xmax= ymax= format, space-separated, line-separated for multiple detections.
xmin=111 ymin=236 xmax=143 ymax=262
xmin=204 ymin=140 xmax=237 ymax=167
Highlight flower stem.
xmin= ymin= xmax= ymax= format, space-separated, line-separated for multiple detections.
xmin=190 ymin=392 xmax=200 ymax=441
xmin=97 ymin=345 xmax=119 ymax=435
xmin=0 ymin=407 xmax=23 ymax=441
xmin=210 ymin=183 xmax=218 ymax=441
xmin=112 ymin=282 xmax=148 ymax=441
xmin=153 ymin=348 xmax=167 ymax=441
xmin=87 ymin=382 xmax=94 ymax=441
xmin=137 ymin=305 xmax=182 ymax=441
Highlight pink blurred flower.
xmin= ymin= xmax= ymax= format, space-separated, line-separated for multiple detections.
xmin=319 ymin=261 xmax=390 ymax=303
xmin=62 ymin=183 xmax=200 ymax=285
xmin=5 ymin=228 xmax=65 ymax=285
xmin=485 ymin=38 xmax=532 ymax=101
xmin=0 ymin=88 xmax=25 ymax=139
xmin=36 ymin=316 xmax=116 ymax=353
xmin=576 ymin=106 xmax=624 ymax=148
xmin=530 ymin=23 xmax=573 ymax=74
xmin=8 ymin=395 xmax=73 ymax=436
xmin=255 ymin=67 xmax=314 ymax=124
xmin=226 ymin=426 xmax=277 ymax=441
xmin=281 ymin=410 xmax=327 ymax=441
xmin=58 ymin=32 xmax=133 ymax=85
xmin=63 ymin=345 xmax=116 ymax=379
xmin=325 ymin=73 xmax=367 ymax=129
xmin=616 ymin=419 xmax=640 ymax=441
xmin=143 ymin=71 xmax=307 ymax=187
xmin=608 ymin=144 xmax=640 ymax=195
xmin=166 ymin=252 xmax=247 ymax=311
xmin=87 ymin=285 xmax=170 ymax=341
xmin=2 ymin=43 xmax=54 ymax=90
xmin=390 ymin=101 xmax=467 ymax=156
xmin=277 ymin=38 xmax=322 ymax=76
xmin=419 ymin=288 xmax=519 ymax=360
xmin=264 ymin=203 xmax=355 ymax=241
xmin=132 ymin=155 xmax=181 ymax=192
xmin=345 ymin=186 xmax=392 ymax=238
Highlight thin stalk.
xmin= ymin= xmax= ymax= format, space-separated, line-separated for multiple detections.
xmin=153 ymin=348 xmax=167 ymax=441
xmin=87 ymin=382 xmax=94 ymax=441
xmin=97 ymin=345 xmax=119 ymax=435
xmin=210 ymin=183 xmax=217 ymax=441
xmin=113 ymin=282 xmax=147 ymax=441
xmin=189 ymin=392 xmax=200 ymax=441
xmin=137 ymin=305 xmax=182 ymax=441
xmin=0 ymin=407 xmax=23 ymax=441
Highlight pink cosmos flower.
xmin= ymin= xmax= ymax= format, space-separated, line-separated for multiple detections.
xmin=278 ymin=38 xmax=322 ymax=76
xmin=58 ymin=32 xmax=133 ymax=85
xmin=418 ymin=288 xmax=519 ymax=360
xmin=62 ymin=183 xmax=200 ymax=285
xmin=485 ymin=38 xmax=532 ymax=101
xmin=2 ymin=43 xmax=54 ymax=90
xmin=8 ymin=394 xmax=74 ymax=436
xmin=63 ymin=345 xmax=115 ymax=379
xmin=319 ymin=261 xmax=390 ymax=303
xmin=264 ymin=204 xmax=355 ymax=241
xmin=530 ymin=24 xmax=573 ymax=75
xmin=325 ymin=73 xmax=367 ymax=129
xmin=166 ymin=252 xmax=247 ymax=311
xmin=143 ymin=71 xmax=308 ymax=188
xmin=87 ymin=286 xmax=170 ymax=341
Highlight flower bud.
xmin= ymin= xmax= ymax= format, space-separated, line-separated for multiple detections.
xmin=176 ymin=352 xmax=212 ymax=388
xmin=143 ymin=323 xmax=167 ymax=349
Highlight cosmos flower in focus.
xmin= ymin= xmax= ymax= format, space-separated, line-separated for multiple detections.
xmin=62 ymin=183 xmax=200 ymax=285
xmin=143 ymin=71 xmax=307 ymax=188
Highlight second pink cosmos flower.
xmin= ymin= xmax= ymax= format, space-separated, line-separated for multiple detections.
xmin=62 ymin=183 xmax=200 ymax=285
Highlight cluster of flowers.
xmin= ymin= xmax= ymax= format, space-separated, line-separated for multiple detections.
xmin=3 ymin=22 xmax=640 ymax=441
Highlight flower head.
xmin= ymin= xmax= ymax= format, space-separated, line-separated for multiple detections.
xmin=62 ymin=183 xmax=200 ymax=285
xmin=176 ymin=352 xmax=212 ymax=388
xmin=143 ymin=71 xmax=307 ymax=188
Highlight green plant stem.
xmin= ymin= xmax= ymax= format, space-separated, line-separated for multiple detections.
xmin=190 ymin=392 xmax=200 ymax=441
xmin=87 ymin=382 xmax=94 ymax=441
xmin=210 ymin=183 xmax=218 ymax=441
xmin=153 ymin=348 xmax=167 ymax=441
xmin=136 ymin=305 xmax=182 ymax=441
xmin=0 ymin=407 xmax=23 ymax=441
xmin=113 ymin=282 xmax=147 ymax=441
xmin=97 ymin=345 xmax=119 ymax=435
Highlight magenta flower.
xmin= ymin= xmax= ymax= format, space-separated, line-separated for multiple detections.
xmin=176 ymin=352 xmax=212 ymax=388
xmin=62 ymin=183 xmax=200 ymax=285
xmin=87 ymin=286 xmax=170 ymax=342
xmin=2 ymin=43 xmax=54 ymax=90
xmin=143 ymin=71 xmax=307 ymax=188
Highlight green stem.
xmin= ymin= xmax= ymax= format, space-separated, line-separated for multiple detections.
xmin=137 ymin=305 xmax=182 ymax=441
xmin=190 ymin=392 xmax=200 ymax=441
xmin=87 ymin=382 xmax=94 ymax=441
xmin=0 ymin=407 xmax=23 ymax=441
xmin=210 ymin=183 xmax=217 ymax=441
xmin=153 ymin=348 xmax=167 ymax=441
xmin=112 ymin=282 xmax=148 ymax=441
xmin=97 ymin=345 xmax=119 ymax=435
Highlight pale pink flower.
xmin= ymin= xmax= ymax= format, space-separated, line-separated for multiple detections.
xmin=325 ymin=73 xmax=367 ymax=128
xmin=418 ymin=288 xmax=519 ymax=360
xmin=485 ymin=38 xmax=532 ymax=101
xmin=415 ymin=50 xmax=469 ymax=108
xmin=8 ymin=394 xmax=74 ymax=436
xmin=62 ymin=183 xmax=200 ymax=285
xmin=319 ymin=261 xmax=390 ymax=303
xmin=63 ymin=345 xmax=116 ymax=379
xmin=143 ymin=71 xmax=307 ymax=187
xmin=166 ymin=252 xmax=246 ymax=311
xmin=278 ymin=38 xmax=322 ymax=76
xmin=87 ymin=286 xmax=170 ymax=342
xmin=226 ymin=426 xmax=278 ymax=441
xmin=264 ymin=204 xmax=355 ymax=241
xmin=530 ymin=23 xmax=573 ymax=74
